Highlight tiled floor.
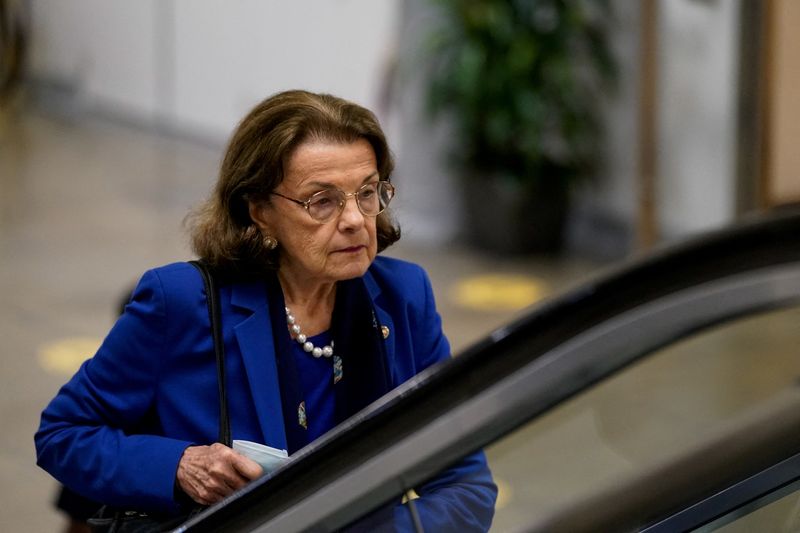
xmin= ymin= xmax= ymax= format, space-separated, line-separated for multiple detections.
xmin=3 ymin=107 xmax=797 ymax=532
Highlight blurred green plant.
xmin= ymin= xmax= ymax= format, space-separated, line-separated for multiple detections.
xmin=427 ymin=0 xmax=616 ymax=190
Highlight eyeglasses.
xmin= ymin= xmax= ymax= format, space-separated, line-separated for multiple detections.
xmin=271 ymin=181 xmax=395 ymax=223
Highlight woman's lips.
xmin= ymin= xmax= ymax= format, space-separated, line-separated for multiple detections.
xmin=335 ymin=245 xmax=365 ymax=254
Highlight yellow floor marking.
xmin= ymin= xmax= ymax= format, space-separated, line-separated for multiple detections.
xmin=452 ymin=274 xmax=548 ymax=311
xmin=495 ymin=477 xmax=512 ymax=509
xmin=38 ymin=336 xmax=102 ymax=376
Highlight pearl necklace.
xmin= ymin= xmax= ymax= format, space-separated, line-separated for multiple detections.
xmin=285 ymin=307 xmax=334 ymax=358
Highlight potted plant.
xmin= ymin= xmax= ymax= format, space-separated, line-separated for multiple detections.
xmin=426 ymin=0 xmax=616 ymax=253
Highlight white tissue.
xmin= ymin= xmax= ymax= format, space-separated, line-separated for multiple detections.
xmin=232 ymin=440 xmax=289 ymax=474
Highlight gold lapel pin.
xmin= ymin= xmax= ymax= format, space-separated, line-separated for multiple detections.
xmin=381 ymin=325 xmax=390 ymax=339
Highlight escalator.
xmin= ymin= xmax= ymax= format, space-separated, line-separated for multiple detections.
xmin=179 ymin=208 xmax=800 ymax=532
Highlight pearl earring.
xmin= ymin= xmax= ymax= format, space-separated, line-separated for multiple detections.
xmin=263 ymin=235 xmax=278 ymax=250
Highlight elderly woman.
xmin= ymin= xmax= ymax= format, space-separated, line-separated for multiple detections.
xmin=35 ymin=90 xmax=496 ymax=530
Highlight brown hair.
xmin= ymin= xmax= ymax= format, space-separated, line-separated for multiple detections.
xmin=187 ymin=90 xmax=400 ymax=276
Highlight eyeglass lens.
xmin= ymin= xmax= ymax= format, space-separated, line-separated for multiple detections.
xmin=307 ymin=182 xmax=394 ymax=222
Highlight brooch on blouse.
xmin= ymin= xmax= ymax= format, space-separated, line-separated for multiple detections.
xmin=333 ymin=355 xmax=343 ymax=384
xmin=298 ymin=401 xmax=307 ymax=430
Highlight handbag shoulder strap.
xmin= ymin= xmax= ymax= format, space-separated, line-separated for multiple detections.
xmin=189 ymin=260 xmax=231 ymax=447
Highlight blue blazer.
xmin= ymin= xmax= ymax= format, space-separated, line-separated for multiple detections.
xmin=36 ymin=256 xmax=496 ymax=530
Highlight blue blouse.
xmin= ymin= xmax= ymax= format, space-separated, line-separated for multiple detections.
xmin=291 ymin=331 xmax=335 ymax=445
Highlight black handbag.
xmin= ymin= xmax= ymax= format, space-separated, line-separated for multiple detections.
xmin=88 ymin=261 xmax=230 ymax=533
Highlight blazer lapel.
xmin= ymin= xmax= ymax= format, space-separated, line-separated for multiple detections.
xmin=230 ymin=281 xmax=288 ymax=450
xmin=363 ymin=270 xmax=397 ymax=385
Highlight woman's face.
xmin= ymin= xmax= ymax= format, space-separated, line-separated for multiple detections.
xmin=250 ymin=138 xmax=380 ymax=285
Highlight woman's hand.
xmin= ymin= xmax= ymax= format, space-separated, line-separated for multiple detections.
xmin=176 ymin=443 xmax=263 ymax=506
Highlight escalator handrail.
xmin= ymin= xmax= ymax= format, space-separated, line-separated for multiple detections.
xmin=180 ymin=209 xmax=800 ymax=532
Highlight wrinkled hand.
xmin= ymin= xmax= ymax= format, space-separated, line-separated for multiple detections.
xmin=177 ymin=443 xmax=263 ymax=506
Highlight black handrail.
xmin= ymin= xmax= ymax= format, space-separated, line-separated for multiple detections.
xmin=180 ymin=208 xmax=800 ymax=532
xmin=644 ymin=451 xmax=800 ymax=532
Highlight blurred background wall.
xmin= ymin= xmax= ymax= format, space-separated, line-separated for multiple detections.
xmin=26 ymin=0 xmax=401 ymax=139
xmin=654 ymin=0 xmax=740 ymax=237
xmin=17 ymin=0 xmax=770 ymax=258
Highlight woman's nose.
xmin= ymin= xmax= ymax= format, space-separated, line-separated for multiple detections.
xmin=337 ymin=195 xmax=365 ymax=230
